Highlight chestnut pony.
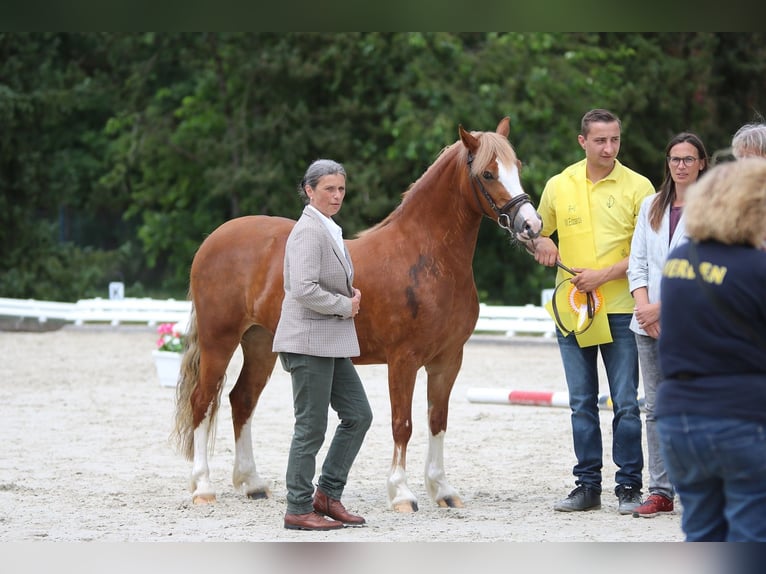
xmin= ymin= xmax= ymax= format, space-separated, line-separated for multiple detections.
xmin=172 ymin=117 xmax=542 ymax=512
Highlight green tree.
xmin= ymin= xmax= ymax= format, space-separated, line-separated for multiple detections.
xmin=3 ymin=33 xmax=766 ymax=304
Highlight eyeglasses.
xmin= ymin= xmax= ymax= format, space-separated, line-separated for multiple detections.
xmin=667 ymin=156 xmax=699 ymax=167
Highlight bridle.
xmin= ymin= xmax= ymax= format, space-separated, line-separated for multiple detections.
xmin=467 ymin=152 xmax=533 ymax=234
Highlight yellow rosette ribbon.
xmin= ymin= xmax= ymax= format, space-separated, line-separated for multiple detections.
xmin=545 ymin=282 xmax=613 ymax=347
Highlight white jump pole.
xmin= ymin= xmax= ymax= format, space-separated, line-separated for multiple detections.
xmin=466 ymin=388 xmax=569 ymax=407
xmin=466 ymin=388 xmax=645 ymax=411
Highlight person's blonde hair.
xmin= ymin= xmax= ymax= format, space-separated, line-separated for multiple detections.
xmin=684 ymin=157 xmax=766 ymax=247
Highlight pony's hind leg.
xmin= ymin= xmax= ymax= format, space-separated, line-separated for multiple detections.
xmin=190 ymin=417 xmax=216 ymax=504
xmin=188 ymin=353 xmax=232 ymax=505
xmin=229 ymin=326 xmax=278 ymax=500
xmin=424 ymin=353 xmax=464 ymax=508
xmin=174 ymin=307 xmax=237 ymax=505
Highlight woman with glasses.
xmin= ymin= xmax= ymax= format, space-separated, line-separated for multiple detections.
xmin=627 ymin=132 xmax=709 ymax=518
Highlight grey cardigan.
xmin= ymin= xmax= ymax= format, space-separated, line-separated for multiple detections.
xmin=627 ymin=194 xmax=688 ymax=336
xmin=272 ymin=206 xmax=360 ymax=357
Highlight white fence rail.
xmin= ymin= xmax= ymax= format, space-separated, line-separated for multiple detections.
xmin=0 ymin=296 xmax=192 ymax=329
xmin=0 ymin=296 xmax=557 ymax=338
xmin=475 ymin=303 xmax=556 ymax=338
xmin=70 ymin=297 xmax=191 ymax=326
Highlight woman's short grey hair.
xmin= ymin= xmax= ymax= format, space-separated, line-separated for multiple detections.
xmin=731 ymin=123 xmax=766 ymax=159
xmin=298 ymin=159 xmax=346 ymax=203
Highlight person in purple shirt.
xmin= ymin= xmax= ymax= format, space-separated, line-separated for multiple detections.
xmin=628 ymin=132 xmax=709 ymax=519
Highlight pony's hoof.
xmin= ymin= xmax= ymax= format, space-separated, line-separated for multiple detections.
xmin=437 ymin=496 xmax=464 ymax=508
xmin=192 ymin=493 xmax=216 ymax=505
xmin=246 ymin=489 xmax=270 ymax=500
xmin=392 ymin=501 xmax=418 ymax=513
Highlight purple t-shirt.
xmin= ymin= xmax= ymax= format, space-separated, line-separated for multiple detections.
xmin=669 ymin=205 xmax=683 ymax=244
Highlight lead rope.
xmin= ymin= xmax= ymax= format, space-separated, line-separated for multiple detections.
xmin=524 ymin=242 xmax=596 ymax=336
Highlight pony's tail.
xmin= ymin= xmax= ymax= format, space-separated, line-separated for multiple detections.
xmin=170 ymin=301 xmax=225 ymax=461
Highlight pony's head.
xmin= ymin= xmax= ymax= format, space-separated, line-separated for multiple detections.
xmin=458 ymin=117 xmax=542 ymax=241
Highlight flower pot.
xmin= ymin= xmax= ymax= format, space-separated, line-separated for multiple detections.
xmin=152 ymin=349 xmax=183 ymax=388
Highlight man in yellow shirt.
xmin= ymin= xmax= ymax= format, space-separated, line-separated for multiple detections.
xmin=525 ymin=109 xmax=654 ymax=515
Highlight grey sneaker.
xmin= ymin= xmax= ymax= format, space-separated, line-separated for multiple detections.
xmin=616 ymin=484 xmax=643 ymax=515
xmin=553 ymin=485 xmax=601 ymax=512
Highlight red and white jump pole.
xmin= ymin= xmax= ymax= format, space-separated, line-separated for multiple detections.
xmin=466 ymin=388 xmax=645 ymax=411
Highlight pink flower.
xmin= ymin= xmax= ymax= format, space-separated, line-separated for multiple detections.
xmin=155 ymin=322 xmax=186 ymax=353
xmin=157 ymin=323 xmax=174 ymax=335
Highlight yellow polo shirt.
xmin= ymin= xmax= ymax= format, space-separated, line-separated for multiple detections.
xmin=538 ymin=158 xmax=654 ymax=313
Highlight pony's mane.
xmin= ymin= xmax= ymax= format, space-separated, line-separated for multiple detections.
xmin=357 ymin=130 xmax=517 ymax=237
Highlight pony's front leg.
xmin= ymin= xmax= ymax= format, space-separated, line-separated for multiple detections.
xmin=232 ymin=416 xmax=271 ymax=499
xmin=387 ymin=365 xmax=419 ymax=512
xmin=190 ymin=418 xmax=216 ymax=504
xmin=387 ymin=443 xmax=419 ymax=512
xmin=423 ymin=358 xmax=464 ymax=508
xmin=425 ymin=430 xmax=463 ymax=508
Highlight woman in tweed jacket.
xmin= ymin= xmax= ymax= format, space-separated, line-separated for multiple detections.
xmin=273 ymin=159 xmax=373 ymax=531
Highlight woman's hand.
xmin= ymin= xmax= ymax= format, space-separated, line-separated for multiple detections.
xmin=635 ymin=301 xmax=661 ymax=339
xmin=351 ymin=288 xmax=361 ymax=317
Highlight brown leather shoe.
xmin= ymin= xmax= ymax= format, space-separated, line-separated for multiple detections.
xmin=284 ymin=511 xmax=343 ymax=531
xmin=313 ymin=488 xmax=366 ymax=525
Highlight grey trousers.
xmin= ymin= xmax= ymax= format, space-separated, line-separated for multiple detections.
xmin=635 ymin=334 xmax=674 ymax=500
xmin=279 ymin=352 xmax=373 ymax=515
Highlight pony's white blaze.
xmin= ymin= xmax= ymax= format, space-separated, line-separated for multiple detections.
xmin=497 ymin=158 xmax=542 ymax=237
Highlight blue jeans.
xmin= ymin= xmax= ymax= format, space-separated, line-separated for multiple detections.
xmin=556 ymin=313 xmax=643 ymax=493
xmin=658 ymin=414 xmax=766 ymax=541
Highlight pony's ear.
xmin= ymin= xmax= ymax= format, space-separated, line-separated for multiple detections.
xmin=459 ymin=124 xmax=480 ymax=155
xmin=496 ymin=116 xmax=510 ymax=137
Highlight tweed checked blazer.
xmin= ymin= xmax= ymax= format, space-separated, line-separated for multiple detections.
xmin=272 ymin=206 xmax=360 ymax=358
xmin=627 ymin=193 xmax=688 ymax=336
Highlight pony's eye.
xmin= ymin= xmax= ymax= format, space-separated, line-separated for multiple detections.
xmin=482 ymin=171 xmax=494 ymax=180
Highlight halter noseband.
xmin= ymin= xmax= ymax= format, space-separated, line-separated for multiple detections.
xmin=466 ymin=151 xmax=532 ymax=233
